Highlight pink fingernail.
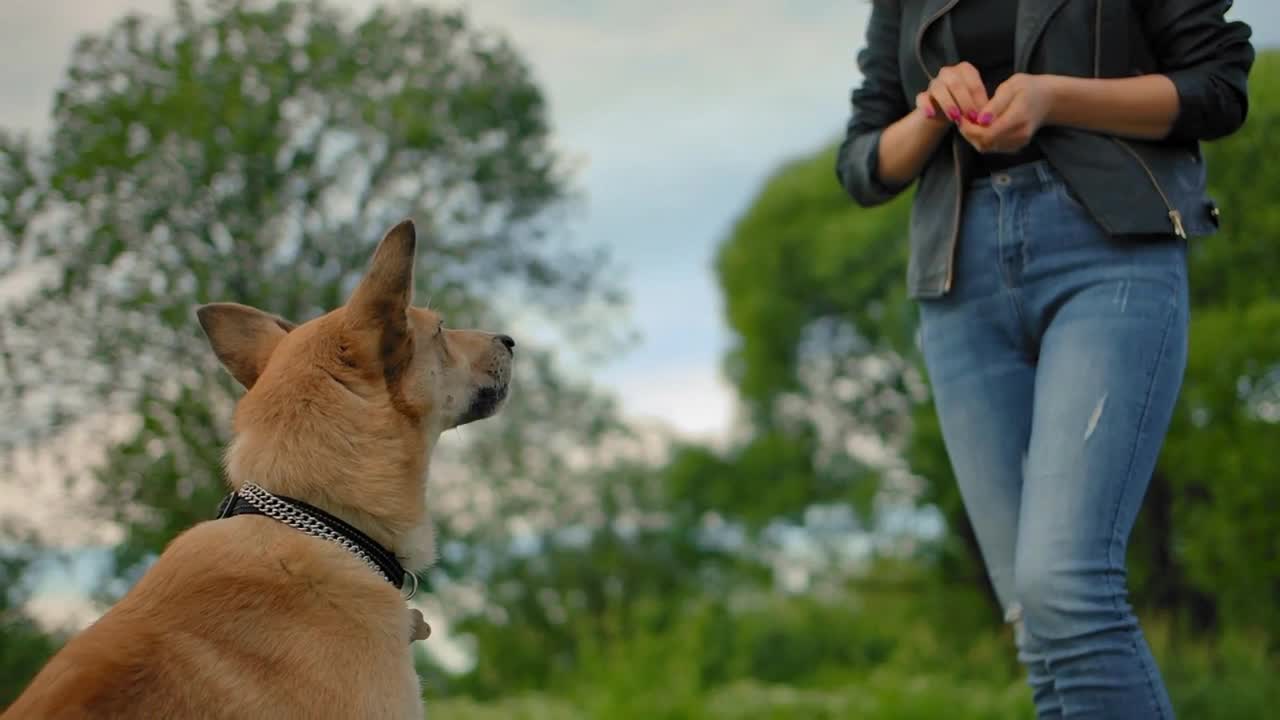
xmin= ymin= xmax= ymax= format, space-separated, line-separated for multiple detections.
xmin=979 ymin=112 xmax=993 ymax=126
xmin=947 ymin=108 xmax=961 ymax=121
xmin=924 ymin=107 xmax=937 ymax=119
xmin=967 ymin=110 xmax=978 ymax=122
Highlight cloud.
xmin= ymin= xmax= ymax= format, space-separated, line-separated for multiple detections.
xmin=23 ymin=591 xmax=101 ymax=633
xmin=600 ymin=359 xmax=739 ymax=441
xmin=455 ymin=0 xmax=870 ymax=119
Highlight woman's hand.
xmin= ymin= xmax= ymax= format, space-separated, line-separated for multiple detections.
xmin=960 ymin=73 xmax=1055 ymax=153
xmin=925 ymin=62 xmax=990 ymax=124
xmin=913 ymin=90 xmax=954 ymax=129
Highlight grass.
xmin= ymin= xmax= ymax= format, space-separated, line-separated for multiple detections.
xmin=428 ymin=615 xmax=1277 ymax=719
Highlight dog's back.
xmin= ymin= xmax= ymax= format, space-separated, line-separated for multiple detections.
xmin=4 ymin=517 xmax=423 ymax=720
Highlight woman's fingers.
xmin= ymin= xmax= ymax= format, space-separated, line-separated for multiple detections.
xmin=932 ymin=62 xmax=989 ymax=124
xmin=915 ymin=91 xmax=946 ymax=121
xmin=928 ymin=76 xmax=963 ymax=123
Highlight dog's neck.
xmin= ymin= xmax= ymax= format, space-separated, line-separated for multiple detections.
xmin=222 ymin=430 xmax=438 ymax=570
xmin=216 ymin=484 xmax=411 ymax=590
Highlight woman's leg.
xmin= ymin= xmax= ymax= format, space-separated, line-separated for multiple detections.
xmin=919 ymin=297 xmax=1033 ymax=612
xmin=1015 ymin=170 xmax=1186 ymax=719
xmin=918 ymin=180 xmax=1035 ymax=680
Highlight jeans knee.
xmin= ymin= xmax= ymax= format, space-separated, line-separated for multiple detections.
xmin=1012 ymin=562 xmax=1135 ymax=643
xmin=1012 ymin=564 xmax=1081 ymax=639
xmin=1013 ymin=566 xmax=1056 ymax=623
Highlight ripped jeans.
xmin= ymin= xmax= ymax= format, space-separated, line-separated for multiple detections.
xmin=918 ymin=161 xmax=1185 ymax=719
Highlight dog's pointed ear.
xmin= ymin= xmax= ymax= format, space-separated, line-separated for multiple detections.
xmin=196 ymin=303 xmax=296 ymax=390
xmin=346 ymin=219 xmax=416 ymax=366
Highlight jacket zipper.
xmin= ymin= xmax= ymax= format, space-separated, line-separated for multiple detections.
xmin=1094 ymin=0 xmax=1187 ymax=240
xmin=1111 ymin=139 xmax=1187 ymax=239
xmin=916 ymin=0 xmax=962 ymax=291
xmin=1093 ymin=0 xmax=1103 ymax=77
xmin=945 ymin=138 xmax=961 ymax=292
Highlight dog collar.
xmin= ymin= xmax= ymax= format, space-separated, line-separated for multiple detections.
xmin=216 ymin=482 xmax=418 ymax=600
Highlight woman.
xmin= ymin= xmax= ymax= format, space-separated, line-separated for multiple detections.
xmin=836 ymin=1 xmax=1253 ymax=718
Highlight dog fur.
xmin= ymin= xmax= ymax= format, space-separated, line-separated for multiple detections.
xmin=3 ymin=220 xmax=512 ymax=719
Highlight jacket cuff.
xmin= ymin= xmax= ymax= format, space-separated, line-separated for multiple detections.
xmin=1165 ymin=67 xmax=1207 ymax=141
xmin=1164 ymin=66 xmax=1248 ymax=142
xmin=838 ymin=129 xmax=912 ymax=207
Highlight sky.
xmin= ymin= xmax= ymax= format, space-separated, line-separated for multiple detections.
xmin=3 ymin=0 xmax=1277 ymax=632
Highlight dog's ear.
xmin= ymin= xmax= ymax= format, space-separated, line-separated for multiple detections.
xmin=346 ymin=219 xmax=416 ymax=370
xmin=196 ymin=303 xmax=296 ymax=390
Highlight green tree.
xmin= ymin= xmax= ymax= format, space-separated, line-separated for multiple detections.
xmin=0 ymin=0 xmax=624 ymax=604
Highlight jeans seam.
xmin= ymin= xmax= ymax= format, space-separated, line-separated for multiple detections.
xmin=997 ymin=188 xmax=1013 ymax=290
xmin=1106 ymin=293 xmax=1177 ymax=720
xmin=1005 ymin=188 xmax=1034 ymax=351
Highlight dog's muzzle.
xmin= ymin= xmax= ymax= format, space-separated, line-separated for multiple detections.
xmin=454 ymin=382 xmax=509 ymax=427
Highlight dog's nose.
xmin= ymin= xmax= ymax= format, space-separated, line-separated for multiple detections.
xmin=497 ymin=334 xmax=516 ymax=352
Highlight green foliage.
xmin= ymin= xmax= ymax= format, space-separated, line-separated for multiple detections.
xmin=550 ymin=587 xmax=1031 ymax=719
xmin=446 ymin=519 xmax=736 ymax=699
xmin=1154 ymin=621 xmax=1280 ymax=719
xmin=664 ymin=430 xmax=880 ymax=526
xmin=430 ymin=596 xmax=1276 ymax=719
xmin=0 ymin=547 xmax=59 ymax=709
xmin=429 ymin=695 xmax=585 ymax=720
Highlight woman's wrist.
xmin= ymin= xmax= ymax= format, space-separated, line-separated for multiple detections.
xmin=916 ymin=105 xmax=954 ymax=134
xmin=876 ymin=109 xmax=952 ymax=187
xmin=1038 ymin=73 xmax=1178 ymax=140
xmin=908 ymin=107 xmax=953 ymax=148
xmin=1042 ymin=74 xmax=1087 ymax=130
xmin=1040 ymin=74 xmax=1068 ymax=126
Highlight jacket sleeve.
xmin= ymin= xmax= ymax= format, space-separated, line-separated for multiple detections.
xmin=1145 ymin=0 xmax=1255 ymax=142
xmin=835 ymin=2 xmax=914 ymax=207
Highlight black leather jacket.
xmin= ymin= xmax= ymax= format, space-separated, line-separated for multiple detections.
xmin=836 ymin=0 xmax=1255 ymax=299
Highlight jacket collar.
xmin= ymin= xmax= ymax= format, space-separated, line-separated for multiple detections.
xmin=1015 ymin=0 xmax=1073 ymax=72
xmin=915 ymin=0 xmax=961 ymax=79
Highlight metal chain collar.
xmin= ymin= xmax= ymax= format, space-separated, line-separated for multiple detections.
xmin=237 ymin=482 xmax=389 ymax=583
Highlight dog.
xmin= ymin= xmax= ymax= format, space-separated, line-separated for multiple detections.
xmin=3 ymin=220 xmax=513 ymax=719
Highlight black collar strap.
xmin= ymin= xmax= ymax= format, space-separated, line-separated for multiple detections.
xmin=216 ymin=482 xmax=416 ymax=599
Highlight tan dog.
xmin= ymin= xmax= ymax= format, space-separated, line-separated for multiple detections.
xmin=3 ymin=220 xmax=512 ymax=719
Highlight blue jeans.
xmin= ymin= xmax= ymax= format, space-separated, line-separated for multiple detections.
xmin=918 ymin=161 xmax=1185 ymax=719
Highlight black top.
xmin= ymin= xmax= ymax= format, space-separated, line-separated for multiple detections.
xmin=949 ymin=0 xmax=1043 ymax=175
xmin=951 ymin=0 xmax=1019 ymax=96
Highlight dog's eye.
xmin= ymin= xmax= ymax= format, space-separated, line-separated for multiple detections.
xmin=434 ymin=323 xmax=444 ymax=338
